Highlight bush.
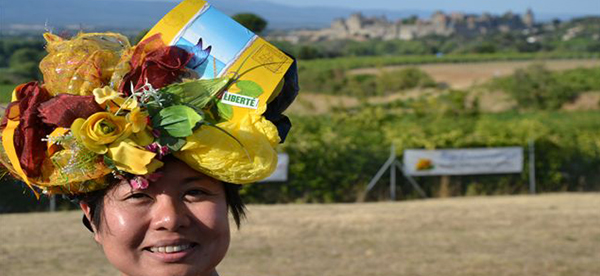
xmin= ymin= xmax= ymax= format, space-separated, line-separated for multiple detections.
xmin=491 ymin=64 xmax=600 ymax=110
xmin=300 ymin=66 xmax=436 ymax=96
xmin=378 ymin=67 xmax=437 ymax=93
xmin=239 ymin=108 xmax=600 ymax=203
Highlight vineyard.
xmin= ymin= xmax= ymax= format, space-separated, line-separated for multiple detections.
xmin=238 ymin=109 xmax=600 ymax=203
xmin=2 ymin=56 xmax=600 ymax=207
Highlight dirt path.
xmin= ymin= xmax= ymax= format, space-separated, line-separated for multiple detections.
xmin=350 ymin=59 xmax=600 ymax=89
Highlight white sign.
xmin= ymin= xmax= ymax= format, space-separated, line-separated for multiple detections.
xmin=261 ymin=153 xmax=289 ymax=182
xmin=221 ymin=92 xmax=259 ymax=109
xmin=403 ymin=147 xmax=523 ymax=176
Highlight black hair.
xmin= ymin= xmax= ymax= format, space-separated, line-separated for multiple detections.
xmin=81 ymin=181 xmax=246 ymax=233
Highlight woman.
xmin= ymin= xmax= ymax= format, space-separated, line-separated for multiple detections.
xmin=79 ymin=157 xmax=240 ymax=276
xmin=0 ymin=5 xmax=298 ymax=275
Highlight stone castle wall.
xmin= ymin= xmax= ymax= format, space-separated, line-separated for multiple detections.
xmin=274 ymin=9 xmax=535 ymax=43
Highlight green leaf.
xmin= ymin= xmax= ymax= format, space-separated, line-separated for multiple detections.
xmin=103 ymin=155 xmax=117 ymax=170
xmin=236 ymin=80 xmax=263 ymax=98
xmin=217 ymin=101 xmax=233 ymax=121
xmin=158 ymin=105 xmax=204 ymax=138
xmin=159 ymin=135 xmax=187 ymax=151
xmin=161 ymin=78 xmax=231 ymax=109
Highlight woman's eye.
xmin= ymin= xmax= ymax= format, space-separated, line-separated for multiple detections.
xmin=125 ymin=193 xmax=150 ymax=201
xmin=185 ymin=189 xmax=209 ymax=199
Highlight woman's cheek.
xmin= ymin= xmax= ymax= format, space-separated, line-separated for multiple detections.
xmin=102 ymin=202 xmax=149 ymax=246
xmin=191 ymin=201 xmax=228 ymax=229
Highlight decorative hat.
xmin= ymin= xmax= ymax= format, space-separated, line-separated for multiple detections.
xmin=0 ymin=0 xmax=298 ymax=196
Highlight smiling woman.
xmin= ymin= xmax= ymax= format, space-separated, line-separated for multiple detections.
xmin=0 ymin=1 xmax=298 ymax=275
xmin=80 ymin=157 xmax=235 ymax=276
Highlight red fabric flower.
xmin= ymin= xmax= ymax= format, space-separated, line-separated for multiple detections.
xmin=1 ymin=82 xmax=52 ymax=177
xmin=119 ymin=34 xmax=193 ymax=95
xmin=38 ymin=94 xmax=104 ymax=127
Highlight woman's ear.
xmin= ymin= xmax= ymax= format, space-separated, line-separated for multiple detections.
xmin=79 ymin=202 xmax=101 ymax=243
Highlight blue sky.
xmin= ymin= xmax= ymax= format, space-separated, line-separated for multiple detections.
xmin=130 ymin=0 xmax=598 ymax=16
xmin=260 ymin=0 xmax=599 ymax=15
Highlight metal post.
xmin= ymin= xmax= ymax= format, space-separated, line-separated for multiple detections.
xmin=365 ymin=145 xmax=395 ymax=192
xmin=49 ymin=195 xmax=56 ymax=212
xmin=390 ymin=156 xmax=396 ymax=201
xmin=395 ymin=161 xmax=427 ymax=198
xmin=529 ymin=140 xmax=536 ymax=194
xmin=366 ymin=145 xmax=428 ymax=200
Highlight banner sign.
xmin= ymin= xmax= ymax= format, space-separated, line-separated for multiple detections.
xmin=403 ymin=147 xmax=523 ymax=176
xmin=261 ymin=153 xmax=289 ymax=182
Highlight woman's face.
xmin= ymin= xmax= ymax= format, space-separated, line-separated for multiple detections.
xmin=82 ymin=159 xmax=230 ymax=276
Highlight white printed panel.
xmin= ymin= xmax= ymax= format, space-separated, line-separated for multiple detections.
xmin=403 ymin=147 xmax=523 ymax=176
xmin=261 ymin=153 xmax=289 ymax=182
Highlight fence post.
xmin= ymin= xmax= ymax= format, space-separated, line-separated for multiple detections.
xmin=390 ymin=153 xmax=396 ymax=201
xmin=439 ymin=175 xmax=450 ymax=197
xmin=529 ymin=140 xmax=536 ymax=194
xmin=49 ymin=195 xmax=56 ymax=212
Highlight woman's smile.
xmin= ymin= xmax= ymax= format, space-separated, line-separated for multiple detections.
xmin=144 ymin=241 xmax=199 ymax=263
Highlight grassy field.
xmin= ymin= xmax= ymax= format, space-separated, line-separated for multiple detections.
xmin=0 ymin=193 xmax=598 ymax=276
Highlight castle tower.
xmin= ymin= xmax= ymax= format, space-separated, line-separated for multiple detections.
xmin=347 ymin=13 xmax=364 ymax=35
xmin=523 ymin=8 xmax=535 ymax=28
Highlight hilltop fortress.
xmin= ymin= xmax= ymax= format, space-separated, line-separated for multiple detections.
xmin=274 ymin=9 xmax=535 ymax=43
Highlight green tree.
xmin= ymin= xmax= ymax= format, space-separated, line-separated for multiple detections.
xmin=492 ymin=64 xmax=580 ymax=110
xmin=298 ymin=45 xmax=321 ymax=60
xmin=9 ymin=48 xmax=43 ymax=67
xmin=9 ymin=48 xmax=44 ymax=80
xmin=133 ymin=29 xmax=150 ymax=45
xmin=232 ymin=13 xmax=267 ymax=34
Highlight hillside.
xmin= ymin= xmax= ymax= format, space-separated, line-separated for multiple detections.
xmin=1 ymin=193 xmax=598 ymax=276
xmin=289 ymin=59 xmax=600 ymax=115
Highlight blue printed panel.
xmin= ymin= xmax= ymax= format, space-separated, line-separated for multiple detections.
xmin=174 ymin=5 xmax=256 ymax=79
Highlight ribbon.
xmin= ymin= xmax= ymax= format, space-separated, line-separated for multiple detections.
xmin=2 ymin=117 xmax=39 ymax=198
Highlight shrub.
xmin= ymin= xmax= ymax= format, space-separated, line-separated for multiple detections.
xmin=240 ymin=109 xmax=600 ymax=203
xmin=490 ymin=64 xmax=600 ymax=110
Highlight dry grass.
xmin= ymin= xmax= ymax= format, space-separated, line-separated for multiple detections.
xmin=1 ymin=193 xmax=599 ymax=276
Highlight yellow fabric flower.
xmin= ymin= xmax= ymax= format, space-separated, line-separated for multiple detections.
xmin=115 ymin=97 xmax=138 ymax=110
xmin=174 ymin=113 xmax=281 ymax=184
xmin=107 ymin=139 xmax=162 ymax=175
xmin=71 ymin=112 xmax=131 ymax=154
xmin=93 ymin=86 xmax=120 ymax=104
xmin=93 ymin=86 xmax=138 ymax=114
xmin=130 ymin=129 xmax=155 ymax=147
xmin=126 ymin=107 xmax=148 ymax=133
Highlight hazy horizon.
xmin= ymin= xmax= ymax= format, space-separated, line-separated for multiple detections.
xmin=258 ymin=0 xmax=599 ymax=16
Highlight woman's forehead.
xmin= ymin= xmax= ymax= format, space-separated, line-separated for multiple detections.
xmin=109 ymin=160 xmax=220 ymax=193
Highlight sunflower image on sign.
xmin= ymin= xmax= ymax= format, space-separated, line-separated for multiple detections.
xmin=416 ymin=158 xmax=434 ymax=171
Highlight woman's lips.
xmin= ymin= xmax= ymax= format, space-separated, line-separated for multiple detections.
xmin=149 ymin=243 xmax=193 ymax=253
xmin=145 ymin=243 xmax=198 ymax=263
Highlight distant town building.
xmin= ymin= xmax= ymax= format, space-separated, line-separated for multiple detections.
xmin=271 ymin=9 xmax=536 ymax=43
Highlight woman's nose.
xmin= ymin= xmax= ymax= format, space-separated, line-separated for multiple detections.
xmin=151 ymin=195 xmax=191 ymax=231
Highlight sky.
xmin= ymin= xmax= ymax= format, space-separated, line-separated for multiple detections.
xmin=128 ymin=0 xmax=599 ymax=16
xmin=260 ymin=0 xmax=599 ymax=15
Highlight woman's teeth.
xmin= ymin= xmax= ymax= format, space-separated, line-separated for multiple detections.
xmin=150 ymin=244 xmax=192 ymax=253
